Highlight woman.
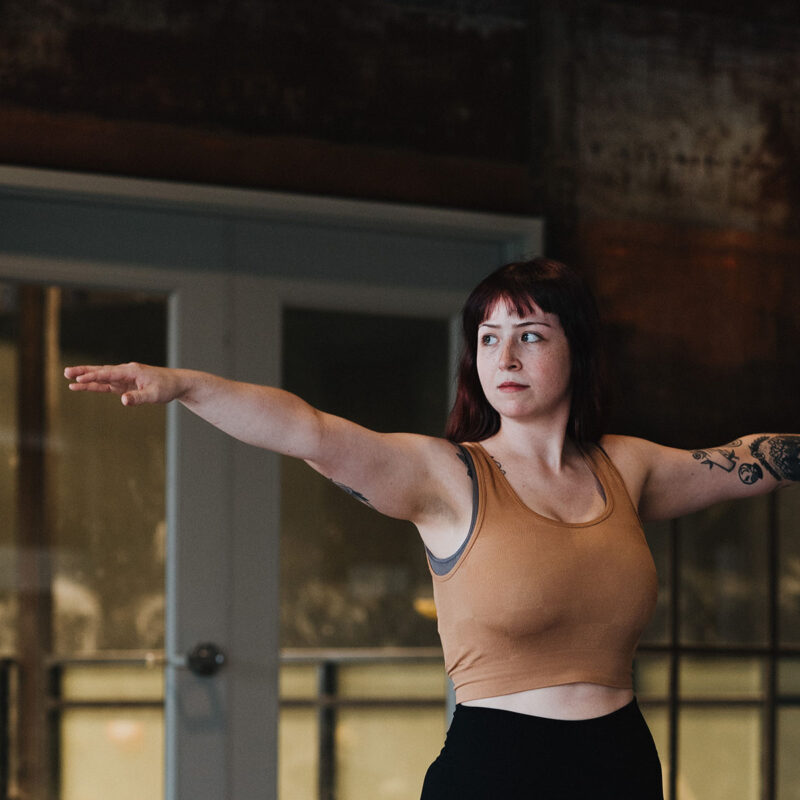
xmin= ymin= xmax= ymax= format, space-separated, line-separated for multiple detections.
xmin=65 ymin=258 xmax=798 ymax=799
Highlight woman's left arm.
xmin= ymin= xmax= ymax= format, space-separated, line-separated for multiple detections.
xmin=602 ymin=434 xmax=800 ymax=522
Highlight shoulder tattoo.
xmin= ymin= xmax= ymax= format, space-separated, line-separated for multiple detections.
xmin=488 ymin=454 xmax=506 ymax=475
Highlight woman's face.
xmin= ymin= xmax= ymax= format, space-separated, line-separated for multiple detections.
xmin=475 ymin=299 xmax=572 ymax=426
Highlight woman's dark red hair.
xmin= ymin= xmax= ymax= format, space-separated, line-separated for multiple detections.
xmin=445 ymin=258 xmax=606 ymax=445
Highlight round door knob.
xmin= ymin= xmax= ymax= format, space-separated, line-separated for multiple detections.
xmin=186 ymin=642 xmax=226 ymax=676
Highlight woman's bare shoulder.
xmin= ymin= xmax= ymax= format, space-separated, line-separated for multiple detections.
xmin=598 ymin=434 xmax=654 ymax=504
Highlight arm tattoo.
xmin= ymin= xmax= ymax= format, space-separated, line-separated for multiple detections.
xmin=330 ymin=480 xmax=373 ymax=508
xmin=737 ymin=463 xmax=763 ymax=485
xmin=692 ymin=447 xmax=738 ymax=473
xmin=749 ymin=435 xmax=800 ymax=482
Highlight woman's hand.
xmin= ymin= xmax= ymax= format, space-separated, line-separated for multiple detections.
xmin=64 ymin=362 xmax=187 ymax=406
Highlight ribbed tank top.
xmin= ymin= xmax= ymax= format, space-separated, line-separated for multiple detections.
xmin=429 ymin=442 xmax=658 ymax=703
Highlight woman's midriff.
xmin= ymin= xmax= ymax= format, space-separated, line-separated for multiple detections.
xmin=461 ymin=682 xmax=635 ymax=720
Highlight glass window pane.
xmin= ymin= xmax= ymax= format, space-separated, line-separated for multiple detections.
xmin=779 ymin=485 xmax=800 ymax=646
xmin=777 ymin=708 xmax=800 ymax=800
xmin=633 ymin=654 xmax=670 ymax=700
xmin=679 ymin=497 xmax=770 ymax=646
xmin=280 ymin=308 xmax=449 ymax=649
xmin=338 ymin=661 xmax=446 ymax=700
xmin=680 ymin=657 xmax=765 ymax=700
xmin=279 ymin=663 xmax=319 ymax=700
xmin=638 ymin=704 xmax=670 ymax=800
xmin=0 ymin=285 xmax=17 ymax=654
xmin=61 ymin=664 xmax=164 ymax=702
xmin=335 ymin=708 xmax=446 ymax=800
xmin=56 ymin=288 xmax=167 ymax=653
xmin=678 ymin=707 xmax=762 ymax=800
xmin=641 ymin=519 xmax=672 ymax=644
xmin=60 ymin=708 xmax=164 ymax=800
xmin=279 ymin=708 xmax=318 ymax=800
xmin=778 ymin=658 xmax=800 ymax=697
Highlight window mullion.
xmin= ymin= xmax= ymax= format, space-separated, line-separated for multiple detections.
xmin=765 ymin=491 xmax=780 ymax=800
xmin=668 ymin=516 xmax=680 ymax=800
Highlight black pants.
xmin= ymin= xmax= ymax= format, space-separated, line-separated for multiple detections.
xmin=421 ymin=698 xmax=663 ymax=800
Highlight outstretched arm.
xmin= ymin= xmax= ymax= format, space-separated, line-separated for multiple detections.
xmin=64 ymin=362 xmax=464 ymax=526
xmin=602 ymin=433 xmax=800 ymax=522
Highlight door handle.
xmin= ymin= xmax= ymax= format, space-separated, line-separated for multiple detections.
xmin=186 ymin=643 xmax=226 ymax=676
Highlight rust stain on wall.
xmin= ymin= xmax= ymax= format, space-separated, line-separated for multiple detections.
xmin=571 ymin=2 xmax=800 ymax=234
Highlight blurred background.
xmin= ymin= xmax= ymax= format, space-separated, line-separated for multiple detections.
xmin=1 ymin=1 xmax=799 ymax=799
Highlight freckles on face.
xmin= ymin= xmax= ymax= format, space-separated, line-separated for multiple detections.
xmin=475 ymin=299 xmax=572 ymax=417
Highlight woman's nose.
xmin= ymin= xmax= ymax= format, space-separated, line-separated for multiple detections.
xmin=499 ymin=342 xmax=521 ymax=370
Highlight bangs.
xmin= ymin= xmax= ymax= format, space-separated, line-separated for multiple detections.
xmin=467 ymin=277 xmax=560 ymax=334
xmin=480 ymin=291 xmax=543 ymax=323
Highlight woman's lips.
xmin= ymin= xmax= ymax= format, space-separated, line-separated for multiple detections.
xmin=497 ymin=382 xmax=528 ymax=392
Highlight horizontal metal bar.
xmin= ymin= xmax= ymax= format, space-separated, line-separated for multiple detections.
xmin=280 ymin=648 xmax=445 ymax=664
xmin=38 ymin=648 xmax=444 ymax=668
xmin=45 ymin=652 xmax=167 ymax=668
xmin=281 ymin=696 xmax=445 ymax=710
xmin=638 ymin=644 xmax=800 ymax=657
xmin=639 ymin=696 xmax=766 ymax=707
xmin=47 ymin=699 xmax=164 ymax=711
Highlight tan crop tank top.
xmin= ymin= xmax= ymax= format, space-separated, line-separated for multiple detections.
xmin=429 ymin=442 xmax=658 ymax=703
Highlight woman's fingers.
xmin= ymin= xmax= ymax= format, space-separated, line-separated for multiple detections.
xmin=66 ymin=364 xmax=133 ymax=383
xmin=64 ymin=363 xmax=142 ymax=399
xmin=66 ymin=380 xmax=117 ymax=393
xmin=63 ymin=365 xmax=88 ymax=380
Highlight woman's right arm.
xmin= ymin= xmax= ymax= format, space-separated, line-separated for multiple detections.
xmin=64 ymin=362 xmax=470 ymax=532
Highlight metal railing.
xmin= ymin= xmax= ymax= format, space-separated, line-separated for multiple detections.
xmin=0 ymin=648 xmax=447 ymax=800
xmin=0 ymin=652 xmax=165 ymax=800
xmin=280 ymin=648 xmax=447 ymax=800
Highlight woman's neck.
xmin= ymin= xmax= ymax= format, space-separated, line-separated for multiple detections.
xmin=484 ymin=419 xmax=576 ymax=471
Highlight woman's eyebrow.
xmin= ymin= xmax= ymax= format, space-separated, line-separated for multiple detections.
xmin=478 ymin=320 xmax=552 ymax=328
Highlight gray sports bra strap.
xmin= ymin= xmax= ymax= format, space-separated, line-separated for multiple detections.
xmin=426 ymin=444 xmax=479 ymax=576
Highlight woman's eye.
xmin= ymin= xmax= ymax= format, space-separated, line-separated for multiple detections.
xmin=480 ymin=334 xmax=497 ymax=346
xmin=521 ymin=331 xmax=541 ymax=343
